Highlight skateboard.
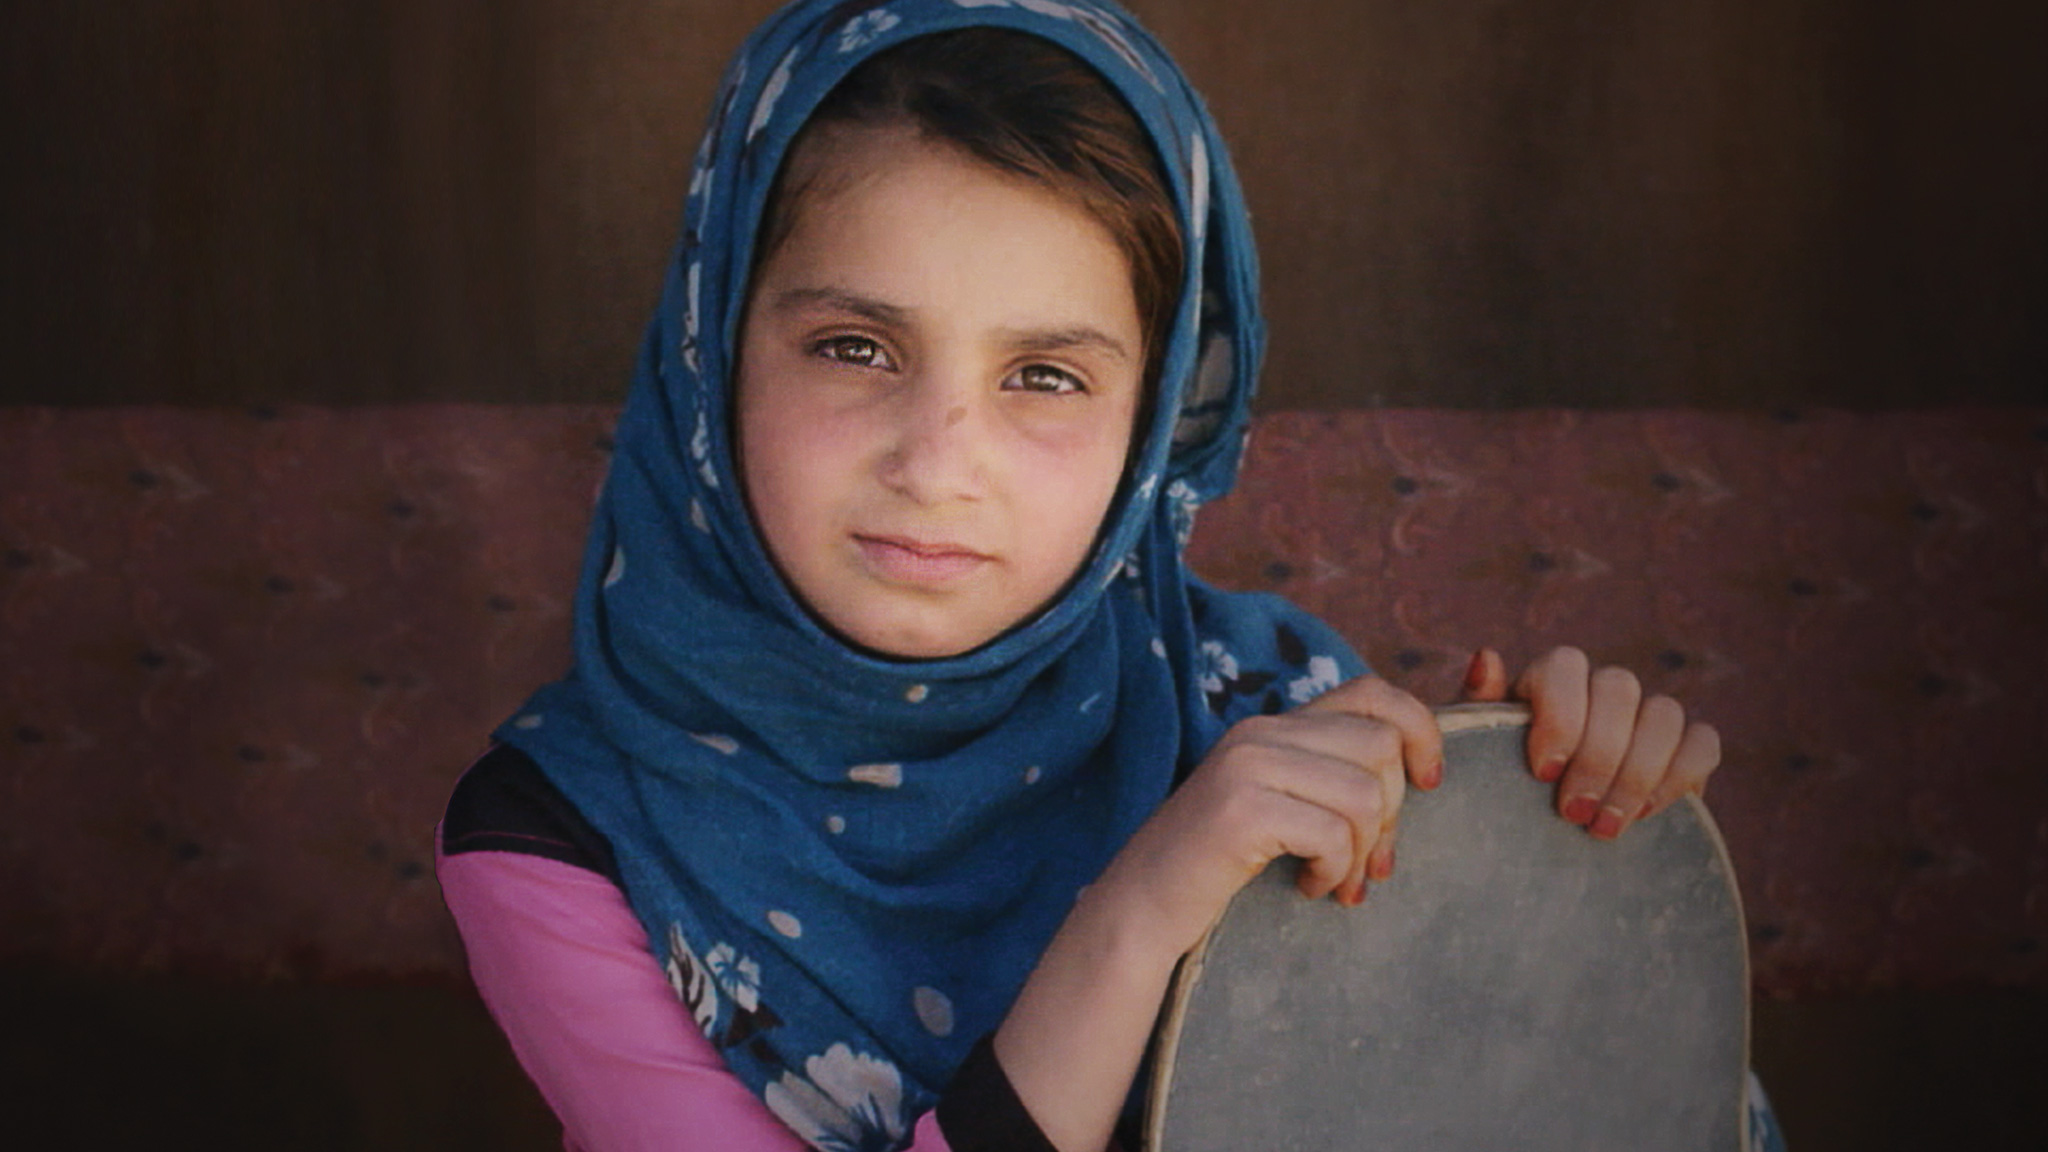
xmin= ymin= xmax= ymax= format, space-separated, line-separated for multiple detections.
xmin=1145 ymin=702 xmax=1750 ymax=1151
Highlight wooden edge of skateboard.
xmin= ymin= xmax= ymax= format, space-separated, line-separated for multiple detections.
xmin=1143 ymin=701 xmax=1753 ymax=1151
xmin=1681 ymin=777 xmax=1753 ymax=1140
xmin=1432 ymin=699 xmax=1534 ymax=733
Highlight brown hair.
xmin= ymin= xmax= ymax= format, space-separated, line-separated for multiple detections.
xmin=755 ymin=27 xmax=1184 ymax=386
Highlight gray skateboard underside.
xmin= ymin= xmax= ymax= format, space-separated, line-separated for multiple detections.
xmin=1147 ymin=704 xmax=1748 ymax=1152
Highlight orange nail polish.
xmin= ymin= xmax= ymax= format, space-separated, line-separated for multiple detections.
xmin=1562 ymin=795 xmax=1598 ymax=825
xmin=1462 ymin=650 xmax=1487 ymax=694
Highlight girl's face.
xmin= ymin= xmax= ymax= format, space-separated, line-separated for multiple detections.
xmin=737 ymin=126 xmax=1146 ymax=660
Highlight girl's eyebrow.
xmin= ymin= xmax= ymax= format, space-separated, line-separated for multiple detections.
xmin=1003 ymin=326 xmax=1133 ymax=365
xmin=773 ymin=286 xmax=1133 ymax=365
xmin=771 ymin=286 xmax=909 ymax=327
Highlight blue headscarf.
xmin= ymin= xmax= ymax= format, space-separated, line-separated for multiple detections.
xmin=500 ymin=1 xmax=1365 ymax=1145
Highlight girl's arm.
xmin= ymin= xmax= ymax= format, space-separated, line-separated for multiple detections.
xmin=440 ymin=839 xmax=996 ymax=1152
xmin=996 ymin=676 xmax=1445 ymax=1152
xmin=437 ymin=844 xmax=833 ymax=1151
xmin=439 ymin=745 xmax=1079 ymax=1152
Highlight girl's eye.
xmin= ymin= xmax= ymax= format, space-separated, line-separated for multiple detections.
xmin=813 ymin=335 xmax=896 ymax=371
xmin=1004 ymin=363 xmax=1086 ymax=395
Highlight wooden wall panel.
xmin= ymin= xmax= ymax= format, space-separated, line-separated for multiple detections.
xmin=4 ymin=1 xmax=2042 ymax=407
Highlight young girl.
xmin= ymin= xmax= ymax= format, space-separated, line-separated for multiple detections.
xmin=437 ymin=2 xmax=1739 ymax=1149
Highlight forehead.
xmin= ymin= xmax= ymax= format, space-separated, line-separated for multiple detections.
xmin=751 ymin=125 xmax=1139 ymax=326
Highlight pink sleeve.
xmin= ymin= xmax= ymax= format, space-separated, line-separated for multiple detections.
xmin=436 ymin=843 xmax=954 ymax=1152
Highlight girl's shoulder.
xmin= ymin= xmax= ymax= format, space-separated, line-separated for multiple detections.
xmin=442 ymin=743 xmax=621 ymax=882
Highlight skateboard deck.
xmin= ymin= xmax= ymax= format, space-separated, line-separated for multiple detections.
xmin=1145 ymin=702 xmax=1749 ymax=1151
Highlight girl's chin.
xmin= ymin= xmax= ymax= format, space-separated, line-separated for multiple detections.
xmin=849 ymin=630 xmax=986 ymax=662
xmin=828 ymin=606 xmax=1012 ymax=662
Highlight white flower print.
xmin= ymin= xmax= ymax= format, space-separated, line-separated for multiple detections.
xmin=705 ymin=942 xmax=763 ymax=1013
xmin=747 ymin=47 xmax=798 ymax=145
xmin=1195 ymin=639 xmax=1239 ymax=698
xmin=1066 ymin=5 xmax=1160 ymax=89
xmin=1287 ymin=654 xmax=1342 ymax=704
xmin=664 ymin=924 xmax=720 ymax=1037
xmin=1166 ymin=478 xmax=1202 ymax=546
xmin=683 ymin=260 xmax=702 ymax=342
xmin=765 ymin=1043 xmax=913 ymax=1152
xmin=688 ymin=139 xmax=711 ymax=190
xmin=835 ymin=9 xmax=900 ymax=54
xmin=691 ymin=408 xmax=719 ymax=489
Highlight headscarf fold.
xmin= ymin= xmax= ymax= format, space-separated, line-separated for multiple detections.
xmin=500 ymin=1 xmax=1365 ymax=1144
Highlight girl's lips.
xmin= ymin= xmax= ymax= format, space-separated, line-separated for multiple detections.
xmin=854 ymin=534 xmax=993 ymax=585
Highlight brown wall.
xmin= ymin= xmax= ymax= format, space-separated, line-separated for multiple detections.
xmin=6 ymin=0 xmax=2043 ymax=408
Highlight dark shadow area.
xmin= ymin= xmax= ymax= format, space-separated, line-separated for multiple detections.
xmin=0 ymin=963 xmax=557 ymax=1151
xmin=4 ymin=0 xmax=2042 ymax=408
xmin=1752 ymin=990 xmax=2048 ymax=1151
xmin=4 ymin=962 xmax=2046 ymax=1150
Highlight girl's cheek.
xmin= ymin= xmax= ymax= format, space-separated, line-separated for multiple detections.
xmin=1007 ymin=391 xmax=1140 ymax=455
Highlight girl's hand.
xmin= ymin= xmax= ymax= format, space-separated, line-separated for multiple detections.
xmin=1461 ymin=646 xmax=1720 ymax=840
xmin=1090 ymin=676 xmax=1442 ymax=961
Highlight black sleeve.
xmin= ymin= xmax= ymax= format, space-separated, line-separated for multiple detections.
xmin=935 ymin=1034 xmax=1065 ymax=1152
xmin=440 ymin=742 xmax=621 ymax=883
xmin=937 ymin=1032 xmax=1151 ymax=1151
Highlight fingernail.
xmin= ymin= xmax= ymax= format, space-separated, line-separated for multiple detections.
xmin=1462 ymin=650 xmax=1487 ymax=694
xmin=1425 ymin=759 xmax=1444 ymax=790
xmin=1637 ymin=799 xmax=1656 ymax=820
xmin=1562 ymin=795 xmax=1598 ymax=825
xmin=1590 ymin=806 xmax=1627 ymax=840
xmin=1369 ymin=847 xmax=1395 ymax=881
xmin=1534 ymin=755 xmax=1566 ymax=784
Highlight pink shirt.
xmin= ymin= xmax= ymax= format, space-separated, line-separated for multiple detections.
xmin=436 ymin=842 xmax=956 ymax=1152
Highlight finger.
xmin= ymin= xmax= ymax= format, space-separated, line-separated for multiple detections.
xmin=1641 ymin=721 xmax=1721 ymax=819
xmin=1587 ymin=694 xmax=1684 ymax=840
xmin=1294 ymin=682 xmax=1419 ymax=878
xmin=1248 ymin=747 xmax=1387 ymax=905
xmin=1556 ymin=665 xmax=1641 ymax=827
xmin=1302 ymin=675 xmax=1444 ymax=791
xmin=1459 ymin=647 xmax=1509 ymax=703
xmin=1217 ymin=710 xmax=1405 ymax=895
xmin=1271 ymin=795 xmax=1365 ymax=904
xmin=1515 ymin=646 xmax=1589 ymax=784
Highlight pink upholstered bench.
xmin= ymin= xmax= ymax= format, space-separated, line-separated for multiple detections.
xmin=3 ymin=405 xmax=2043 ymax=996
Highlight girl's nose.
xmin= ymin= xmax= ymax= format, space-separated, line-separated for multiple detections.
xmin=878 ymin=378 xmax=988 ymax=504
